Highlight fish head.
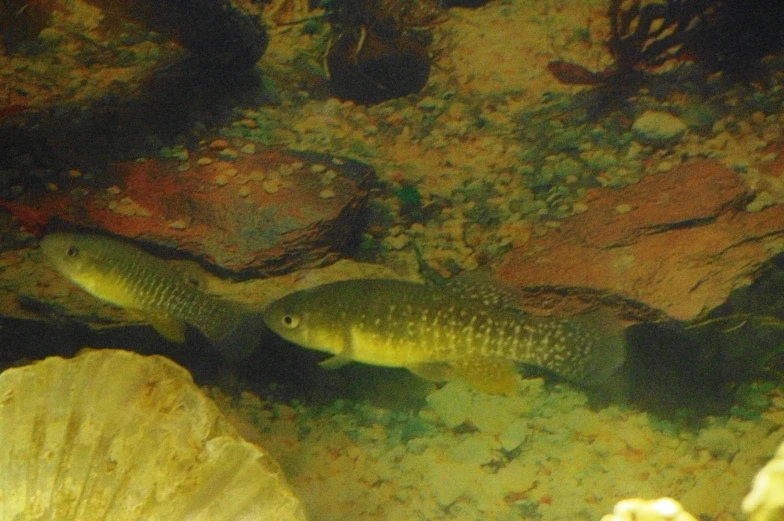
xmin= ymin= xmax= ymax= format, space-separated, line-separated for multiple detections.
xmin=40 ymin=233 xmax=117 ymax=295
xmin=40 ymin=233 xmax=96 ymax=279
xmin=262 ymin=288 xmax=347 ymax=356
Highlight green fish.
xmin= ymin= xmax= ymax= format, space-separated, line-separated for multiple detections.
xmin=262 ymin=278 xmax=627 ymax=394
xmin=41 ymin=232 xmax=263 ymax=358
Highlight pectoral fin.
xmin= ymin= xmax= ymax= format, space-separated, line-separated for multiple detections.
xmin=319 ymin=355 xmax=353 ymax=370
xmin=447 ymin=358 xmax=520 ymax=395
xmin=141 ymin=312 xmax=187 ymax=343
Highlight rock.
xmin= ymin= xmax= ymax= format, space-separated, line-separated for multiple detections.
xmin=2 ymin=148 xmax=375 ymax=274
xmin=499 ymin=418 xmax=530 ymax=451
xmin=84 ymin=0 xmax=268 ymax=70
xmin=326 ymin=11 xmax=434 ymax=104
xmin=426 ymin=381 xmax=473 ymax=428
xmin=450 ymin=436 xmax=496 ymax=465
xmin=0 ymin=0 xmax=268 ymax=178
xmin=427 ymin=461 xmax=472 ymax=507
xmin=496 ymin=160 xmax=784 ymax=321
xmin=695 ymin=425 xmax=741 ymax=459
xmin=632 ymin=111 xmax=688 ymax=146
xmin=424 ymin=380 xmax=524 ymax=434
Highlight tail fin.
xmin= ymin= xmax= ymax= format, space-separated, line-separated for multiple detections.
xmin=567 ymin=308 xmax=627 ymax=387
xmin=530 ymin=308 xmax=627 ymax=387
xmin=210 ymin=306 xmax=267 ymax=360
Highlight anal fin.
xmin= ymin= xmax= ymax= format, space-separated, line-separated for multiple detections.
xmin=141 ymin=312 xmax=187 ymax=343
xmin=407 ymin=362 xmax=452 ymax=382
xmin=448 ymin=358 xmax=520 ymax=395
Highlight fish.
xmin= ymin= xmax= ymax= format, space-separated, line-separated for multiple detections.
xmin=262 ymin=278 xmax=627 ymax=394
xmin=40 ymin=232 xmax=263 ymax=359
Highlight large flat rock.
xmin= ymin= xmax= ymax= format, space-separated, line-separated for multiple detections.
xmin=496 ymin=160 xmax=784 ymax=321
xmin=2 ymin=149 xmax=374 ymax=274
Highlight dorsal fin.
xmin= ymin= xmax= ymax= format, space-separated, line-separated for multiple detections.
xmin=443 ymin=269 xmax=528 ymax=311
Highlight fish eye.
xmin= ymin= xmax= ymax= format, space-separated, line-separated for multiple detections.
xmin=66 ymin=246 xmax=79 ymax=257
xmin=281 ymin=314 xmax=300 ymax=329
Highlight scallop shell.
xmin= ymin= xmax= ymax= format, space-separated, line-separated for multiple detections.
xmin=0 ymin=349 xmax=307 ymax=521
xmin=744 ymin=439 xmax=784 ymax=521
xmin=601 ymin=498 xmax=697 ymax=521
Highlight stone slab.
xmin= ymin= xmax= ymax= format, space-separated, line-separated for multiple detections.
xmin=496 ymin=160 xmax=784 ymax=321
xmin=1 ymin=149 xmax=374 ymax=274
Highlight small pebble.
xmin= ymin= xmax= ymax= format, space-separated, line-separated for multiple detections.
xmin=499 ymin=418 xmax=530 ymax=451
xmin=263 ymin=179 xmax=282 ymax=194
xmin=106 ymin=185 xmax=122 ymax=196
xmin=240 ymin=143 xmax=256 ymax=154
xmin=657 ymin=161 xmax=675 ymax=172
xmin=615 ymin=203 xmax=633 ymax=214
xmin=319 ymin=189 xmax=336 ymax=199
xmin=68 ymin=169 xmax=82 ymax=179
xmin=218 ymin=149 xmax=238 ymax=160
xmin=384 ymin=233 xmax=410 ymax=250
xmin=238 ymin=186 xmax=251 ymax=197
xmin=632 ymin=110 xmax=687 ymax=146
xmin=213 ymin=174 xmax=229 ymax=186
xmin=209 ymin=139 xmax=230 ymax=150
xmin=572 ymin=202 xmax=589 ymax=213
xmin=46 ymin=182 xmax=58 ymax=192
xmin=320 ymin=170 xmax=338 ymax=185
xmin=197 ymin=157 xmax=213 ymax=166
xmin=169 ymin=219 xmax=187 ymax=230
xmin=221 ymin=167 xmax=239 ymax=177
xmin=311 ymin=163 xmax=327 ymax=173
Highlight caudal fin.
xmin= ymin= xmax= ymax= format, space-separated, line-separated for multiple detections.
xmin=567 ymin=308 xmax=627 ymax=386
xmin=530 ymin=308 xmax=627 ymax=387
xmin=210 ymin=306 xmax=267 ymax=360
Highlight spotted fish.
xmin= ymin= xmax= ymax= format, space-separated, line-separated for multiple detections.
xmin=262 ymin=278 xmax=626 ymax=394
xmin=41 ymin=232 xmax=263 ymax=358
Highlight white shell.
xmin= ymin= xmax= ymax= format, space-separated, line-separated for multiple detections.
xmin=744 ymin=440 xmax=784 ymax=521
xmin=601 ymin=498 xmax=697 ymax=521
xmin=0 ymin=349 xmax=307 ymax=521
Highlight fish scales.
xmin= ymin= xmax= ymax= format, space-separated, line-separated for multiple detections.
xmin=41 ymin=233 xmax=264 ymax=359
xmin=262 ymin=278 xmax=626 ymax=393
xmin=85 ymin=240 xmax=230 ymax=332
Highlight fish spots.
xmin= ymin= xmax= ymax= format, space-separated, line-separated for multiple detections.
xmin=262 ymin=278 xmax=626 ymax=389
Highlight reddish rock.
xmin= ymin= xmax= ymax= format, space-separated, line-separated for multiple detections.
xmin=496 ymin=160 xmax=784 ymax=322
xmin=2 ymin=149 xmax=374 ymax=274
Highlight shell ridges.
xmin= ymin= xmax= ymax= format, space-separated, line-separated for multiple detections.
xmin=0 ymin=349 xmax=307 ymax=521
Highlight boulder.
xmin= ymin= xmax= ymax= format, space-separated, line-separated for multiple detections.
xmin=2 ymin=149 xmax=374 ymax=274
xmin=496 ymin=160 xmax=784 ymax=322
